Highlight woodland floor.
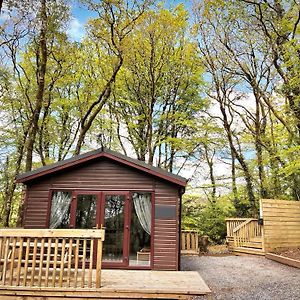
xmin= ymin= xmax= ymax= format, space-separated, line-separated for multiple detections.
xmin=274 ymin=247 xmax=300 ymax=260
xmin=181 ymin=255 xmax=300 ymax=300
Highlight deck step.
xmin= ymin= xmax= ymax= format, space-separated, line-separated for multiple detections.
xmin=232 ymin=247 xmax=265 ymax=256
xmin=241 ymin=241 xmax=262 ymax=249
xmin=250 ymin=237 xmax=262 ymax=243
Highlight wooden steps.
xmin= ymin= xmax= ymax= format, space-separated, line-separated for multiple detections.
xmin=250 ymin=237 xmax=262 ymax=243
xmin=241 ymin=240 xmax=263 ymax=249
xmin=231 ymin=247 xmax=265 ymax=256
xmin=230 ymin=237 xmax=264 ymax=255
xmin=226 ymin=218 xmax=264 ymax=256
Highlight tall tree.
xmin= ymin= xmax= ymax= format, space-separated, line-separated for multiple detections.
xmin=113 ymin=5 xmax=204 ymax=171
xmin=74 ymin=0 xmax=152 ymax=155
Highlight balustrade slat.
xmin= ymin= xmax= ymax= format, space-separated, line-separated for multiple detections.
xmin=16 ymin=237 xmax=23 ymax=286
xmin=30 ymin=238 xmax=38 ymax=286
xmin=2 ymin=237 xmax=9 ymax=285
xmin=81 ymin=239 xmax=87 ymax=288
xmin=186 ymin=233 xmax=191 ymax=250
xmin=23 ymin=237 xmax=30 ymax=286
xmin=181 ymin=233 xmax=186 ymax=250
xmin=74 ymin=239 xmax=80 ymax=288
xmin=52 ymin=238 xmax=59 ymax=287
xmin=9 ymin=237 xmax=17 ymax=285
xmin=0 ymin=238 xmax=3 ymax=262
xmin=38 ymin=238 xmax=45 ymax=286
xmin=88 ymin=239 xmax=94 ymax=288
xmin=59 ymin=238 xmax=66 ymax=287
xmin=67 ymin=238 xmax=73 ymax=287
xmin=45 ymin=237 xmax=51 ymax=287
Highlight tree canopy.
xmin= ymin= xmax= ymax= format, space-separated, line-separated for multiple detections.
xmin=0 ymin=0 xmax=299 ymax=234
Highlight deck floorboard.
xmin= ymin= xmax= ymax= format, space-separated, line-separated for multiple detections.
xmin=0 ymin=269 xmax=211 ymax=299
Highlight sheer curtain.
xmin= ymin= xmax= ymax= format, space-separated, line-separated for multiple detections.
xmin=50 ymin=191 xmax=72 ymax=228
xmin=132 ymin=193 xmax=151 ymax=235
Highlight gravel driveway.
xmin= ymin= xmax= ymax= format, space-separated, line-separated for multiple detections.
xmin=181 ymin=255 xmax=300 ymax=300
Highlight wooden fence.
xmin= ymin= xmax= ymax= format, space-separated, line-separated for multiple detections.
xmin=181 ymin=230 xmax=199 ymax=255
xmin=261 ymin=199 xmax=300 ymax=252
xmin=0 ymin=228 xmax=105 ymax=289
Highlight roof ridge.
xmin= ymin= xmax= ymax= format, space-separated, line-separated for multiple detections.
xmin=17 ymin=148 xmax=187 ymax=187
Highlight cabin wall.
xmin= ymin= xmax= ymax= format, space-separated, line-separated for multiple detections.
xmin=23 ymin=158 xmax=180 ymax=270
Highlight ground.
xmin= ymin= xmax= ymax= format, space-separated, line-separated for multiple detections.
xmin=181 ymin=255 xmax=300 ymax=300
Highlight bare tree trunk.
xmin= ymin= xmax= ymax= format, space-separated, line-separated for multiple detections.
xmin=254 ymin=93 xmax=268 ymax=198
xmin=220 ymin=104 xmax=257 ymax=215
xmin=230 ymin=149 xmax=238 ymax=204
xmin=204 ymin=144 xmax=216 ymax=202
xmin=25 ymin=0 xmax=47 ymax=171
xmin=74 ymin=59 xmax=122 ymax=155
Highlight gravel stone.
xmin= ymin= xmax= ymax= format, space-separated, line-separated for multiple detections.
xmin=181 ymin=255 xmax=300 ymax=300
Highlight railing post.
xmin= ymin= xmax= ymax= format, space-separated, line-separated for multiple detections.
xmin=95 ymin=237 xmax=103 ymax=288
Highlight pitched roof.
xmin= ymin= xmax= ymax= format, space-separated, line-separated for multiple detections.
xmin=16 ymin=148 xmax=188 ymax=187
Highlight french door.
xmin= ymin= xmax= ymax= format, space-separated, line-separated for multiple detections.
xmin=70 ymin=191 xmax=130 ymax=268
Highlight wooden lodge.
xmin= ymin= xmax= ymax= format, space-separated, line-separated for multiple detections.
xmin=16 ymin=148 xmax=188 ymax=271
xmin=0 ymin=148 xmax=213 ymax=299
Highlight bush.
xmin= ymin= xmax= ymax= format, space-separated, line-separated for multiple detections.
xmin=181 ymin=193 xmax=234 ymax=244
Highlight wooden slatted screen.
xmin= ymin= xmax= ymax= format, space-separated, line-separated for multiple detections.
xmin=261 ymin=199 xmax=300 ymax=252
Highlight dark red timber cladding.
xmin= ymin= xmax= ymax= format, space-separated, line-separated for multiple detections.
xmin=153 ymin=181 xmax=179 ymax=270
xmin=24 ymin=158 xmax=155 ymax=228
xmin=24 ymin=183 xmax=50 ymax=228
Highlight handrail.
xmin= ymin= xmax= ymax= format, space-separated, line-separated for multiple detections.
xmin=225 ymin=218 xmax=252 ymax=221
xmin=231 ymin=219 xmax=262 ymax=248
xmin=0 ymin=228 xmax=105 ymax=289
xmin=232 ymin=219 xmax=253 ymax=233
xmin=226 ymin=219 xmax=251 ymax=237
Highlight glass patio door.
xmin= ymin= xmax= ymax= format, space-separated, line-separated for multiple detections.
xmin=100 ymin=192 xmax=129 ymax=268
xmin=70 ymin=191 xmax=130 ymax=268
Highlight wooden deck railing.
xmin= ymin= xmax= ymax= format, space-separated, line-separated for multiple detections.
xmin=0 ymin=228 xmax=105 ymax=290
xmin=226 ymin=218 xmax=250 ymax=237
xmin=181 ymin=230 xmax=199 ymax=255
xmin=226 ymin=218 xmax=262 ymax=248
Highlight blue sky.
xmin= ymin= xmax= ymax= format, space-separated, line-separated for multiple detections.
xmin=68 ymin=1 xmax=191 ymax=41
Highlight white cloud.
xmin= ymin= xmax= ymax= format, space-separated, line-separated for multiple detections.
xmin=67 ymin=18 xmax=85 ymax=41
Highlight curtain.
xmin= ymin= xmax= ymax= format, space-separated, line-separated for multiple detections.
xmin=50 ymin=191 xmax=72 ymax=229
xmin=133 ymin=193 xmax=151 ymax=235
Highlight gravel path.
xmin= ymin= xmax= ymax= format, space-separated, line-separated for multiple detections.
xmin=181 ymin=255 xmax=300 ymax=300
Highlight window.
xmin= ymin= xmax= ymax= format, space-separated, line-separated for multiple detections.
xmin=49 ymin=191 xmax=72 ymax=228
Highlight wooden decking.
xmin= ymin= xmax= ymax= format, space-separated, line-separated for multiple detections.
xmin=226 ymin=218 xmax=264 ymax=255
xmin=0 ymin=228 xmax=210 ymax=299
xmin=0 ymin=269 xmax=211 ymax=299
